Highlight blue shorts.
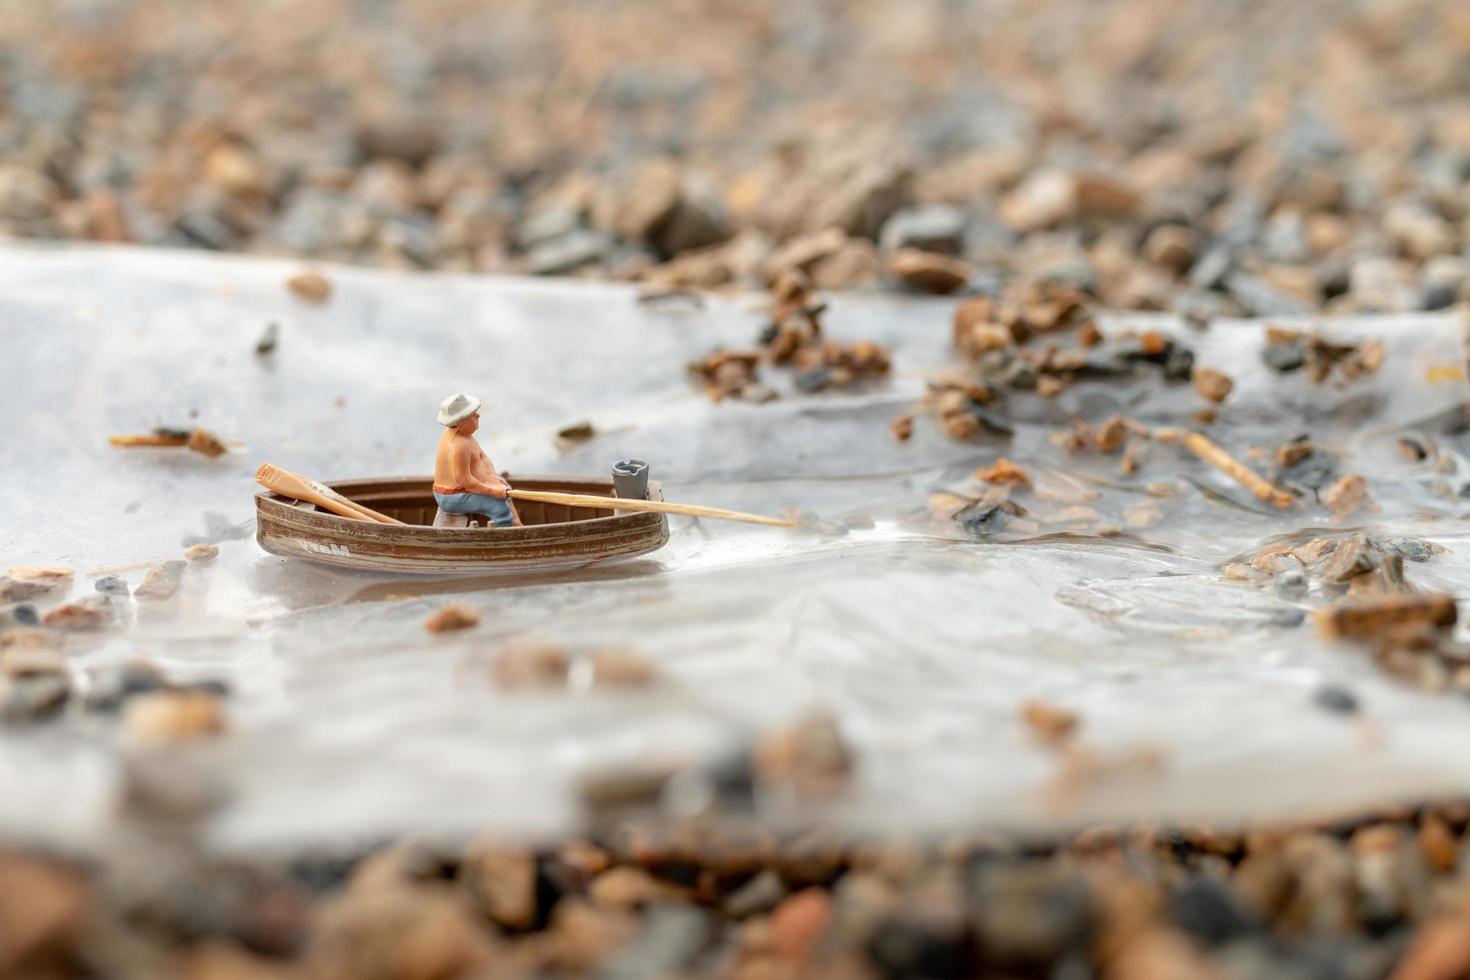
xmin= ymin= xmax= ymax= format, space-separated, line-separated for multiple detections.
xmin=434 ymin=491 xmax=515 ymax=527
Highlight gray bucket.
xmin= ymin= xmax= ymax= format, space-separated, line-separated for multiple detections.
xmin=612 ymin=458 xmax=650 ymax=499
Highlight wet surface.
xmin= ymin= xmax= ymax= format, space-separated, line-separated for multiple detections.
xmin=3 ymin=245 xmax=1470 ymax=856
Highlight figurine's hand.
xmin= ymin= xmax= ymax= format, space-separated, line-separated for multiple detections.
xmin=487 ymin=482 xmax=510 ymax=499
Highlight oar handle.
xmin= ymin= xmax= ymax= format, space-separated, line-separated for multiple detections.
xmin=507 ymin=488 xmax=795 ymax=527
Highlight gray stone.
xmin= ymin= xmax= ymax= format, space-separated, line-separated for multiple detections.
xmin=880 ymin=205 xmax=969 ymax=255
xmin=1314 ymin=684 xmax=1358 ymax=714
xmin=1276 ymin=569 xmax=1308 ymax=599
xmin=0 ymin=674 xmax=69 ymax=724
xmin=0 ymin=602 xmax=39 ymax=632
xmin=1225 ymin=272 xmax=1311 ymax=316
xmin=95 ymin=575 xmax=130 ymax=596
xmin=514 ymin=204 xmax=582 ymax=250
xmin=525 ymin=229 xmax=612 ymax=276
xmin=1261 ymin=211 xmax=1309 ymax=264
xmin=85 ymin=662 xmax=167 ymax=712
xmin=1262 ymin=341 xmax=1306 ymax=373
xmin=655 ymin=186 xmax=731 ymax=256
xmin=1189 ymin=246 xmax=1233 ymax=290
xmin=723 ymin=869 xmax=787 ymax=918
xmin=0 ymin=165 xmax=58 ymax=221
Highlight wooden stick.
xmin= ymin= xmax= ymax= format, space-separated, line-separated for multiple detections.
xmin=255 ymin=464 xmax=406 ymax=525
xmin=110 ymin=433 xmax=187 ymax=448
xmin=87 ymin=557 xmax=169 ymax=577
xmin=508 ymin=488 xmax=796 ymax=527
xmin=1157 ymin=428 xmax=1295 ymax=509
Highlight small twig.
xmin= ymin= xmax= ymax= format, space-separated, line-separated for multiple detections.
xmin=87 ymin=557 xmax=169 ymax=577
xmin=1157 ymin=427 xmax=1295 ymax=509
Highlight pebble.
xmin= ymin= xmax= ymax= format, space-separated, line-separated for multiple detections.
xmin=0 ymin=602 xmax=39 ymax=632
xmin=527 ymin=228 xmax=613 ymax=275
xmin=423 ymin=604 xmax=480 ymax=633
xmin=5 ymin=566 xmax=73 ymax=590
xmin=1193 ymin=368 xmax=1234 ymax=403
xmin=40 ymin=597 xmax=114 ymax=631
xmin=94 ymin=576 xmax=129 ymax=596
xmin=888 ymin=248 xmax=971 ymax=294
xmin=285 ymin=270 xmax=332 ymax=303
xmin=134 ymin=560 xmax=187 ymax=600
xmin=84 ymin=662 xmax=167 ymax=712
xmin=1262 ymin=340 xmax=1307 ymax=373
xmin=879 ymin=205 xmax=968 ymax=255
xmin=771 ymin=888 xmax=832 ymax=962
xmin=459 ymin=837 xmax=537 ymax=930
xmin=724 ymin=870 xmax=788 ymax=919
xmin=588 ymin=649 xmax=658 ymax=688
xmin=184 ymin=543 xmax=219 ymax=562
xmin=0 ymin=673 xmax=70 ymax=724
xmin=1020 ymin=700 xmax=1079 ymax=744
xmin=492 ymin=644 xmax=571 ymax=690
xmin=753 ymin=713 xmax=853 ymax=798
xmin=1169 ymin=876 xmax=1258 ymax=947
xmin=123 ymin=690 xmax=227 ymax=744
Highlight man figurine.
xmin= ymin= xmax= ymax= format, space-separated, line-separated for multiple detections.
xmin=433 ymin=393 xmax=521 ymax=527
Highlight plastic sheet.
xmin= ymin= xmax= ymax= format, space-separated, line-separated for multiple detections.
xmin=3 ymin=244 xmax=1470 ymax=856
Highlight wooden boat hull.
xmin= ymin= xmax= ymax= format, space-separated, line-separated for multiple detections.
xmin=255 ymin=475 xmax=669 ymax=574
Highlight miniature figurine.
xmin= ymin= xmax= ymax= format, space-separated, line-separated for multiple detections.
xmin=433 ymin=393 xmax=522 ymax=527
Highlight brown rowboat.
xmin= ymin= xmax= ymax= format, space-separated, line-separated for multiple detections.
xmin=255 ymin=475 xmax=669 ymax=574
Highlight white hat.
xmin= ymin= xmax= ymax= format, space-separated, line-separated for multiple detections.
xmin=437 ymin=392 xmax=482 ymax=426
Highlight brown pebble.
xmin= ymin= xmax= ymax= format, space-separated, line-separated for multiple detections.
xmin=534 ymin=898 xmax=638 ymax=974
xmin=890 ymin=414 xmax=913 ymax=442
xmin=1316 ymin=594 xmax=1457 ymax=641
xmin=0 ymin=628 xmax=59 ymax=651
xmin=589 ymin=649 xmax=657 ymax=688
xmin=286 ymin=270 xmax=332 ymax=303
xmin=5 ymin=566 xmax=73 ymax=588
xmin=1142 ymin=224 xmax=1197 ymax=273
xmin=424 ymin=604 xmax=480 ymax=633
xmin=1036 ymin=375 xmax=1066 ymax=398
xmin=888 ymin=248 xmax=970 ymax=294
xmin=1076 ymin=321 xmax=1103 ymax=347
xmin=492 ymin=644 xmax=570 ymax=690
xmin=589 ymin=866 xmax=682 ymax=910
xmin=1 ymin=647 xmax=65 ymax=678
xmin=184 ymin=543 xmax=220 ymax=562
xmin=0 ymin=852 xmax=90 ymax=973
xmin=1095 ymin=415 xmax=1131 ymax=453
xmin=770 ymin=888 xmax=832 ymax=963
xmin=1193 ymin=368 xmax=1233 ymax=403
xmin=1323 ymin=474 xmax=1371 ymax=520
xmin=1417 ymin=815 xmax=1458 ymax=874
xmin=1020 ymin=699 xmax=1080 ymax=744
xmin=134 ymin=560 xmax=187 ymax=600
xmin=40 ymin=600 xmax=111 ymax=631
xmin=975 ymin=457 xmax=1030 ymax=487
xmin=754 ymin=712 xmax=853 ymax=798
xmin=1391 ymin=917 xmax=1470 ymax=980
xmin=942 ymin=411 xmax=981 ymax=440
xmin=124 ymin=690 xmax=226 ymax=744
xmin=459 ymin=836 xmax=536 ymax=930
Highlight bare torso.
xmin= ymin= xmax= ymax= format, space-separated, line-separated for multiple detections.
xmin=433 ymin=430 xmax=500 ymax=494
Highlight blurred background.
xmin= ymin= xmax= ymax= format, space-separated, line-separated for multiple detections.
xmin=3 ymin=0 xmax=1468 ymax=312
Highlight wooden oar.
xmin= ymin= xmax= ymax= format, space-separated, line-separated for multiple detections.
xmin=255 ymin=464 xmax=406 ymax=525
xmin=507 ymin=488 xmax=796 ymax=527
